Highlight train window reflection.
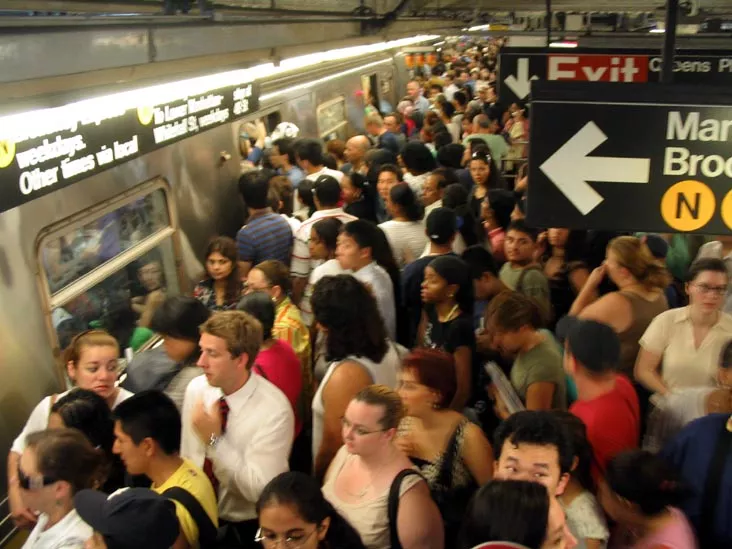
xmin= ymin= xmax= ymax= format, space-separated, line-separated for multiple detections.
xmin=317 ymin=96 xmax=348 ymax=139
xmin=42 ymin=190 xmax=170 ymax=294
xmin=52 ymin=239 xmax=179 ymax=352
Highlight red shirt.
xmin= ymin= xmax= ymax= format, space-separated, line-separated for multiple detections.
xmin=254 ymin=339 xmax=303 ymax=437
xmin=570 ymin=374 xmax=640 ymax=477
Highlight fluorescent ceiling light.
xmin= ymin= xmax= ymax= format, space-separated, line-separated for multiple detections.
xmin=0 ymin=34 xmax=439 ymax=142
xmin=650 ymin=28 xmax=665 ymax=33
xmin=468 ymin=24 xmax=491 ymax=32
xmin=550 ymin=41 xmax=579 ymax=48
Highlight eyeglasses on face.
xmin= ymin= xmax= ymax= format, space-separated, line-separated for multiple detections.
xmin=693 ymin=283 xmax=727 ymax=296
xmin=340 ymin=416 xmax=387 ymax=437
xmin=17 ymin=466 xmax=57 ymax=491
xmin=254 ymin=527 xmax=317 ymax=548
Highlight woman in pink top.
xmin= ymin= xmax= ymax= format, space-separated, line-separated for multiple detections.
xmin=599 ymin=450 xmax=697 ymax=549
xmin=237 ymin=292 xmax=303 ymax=437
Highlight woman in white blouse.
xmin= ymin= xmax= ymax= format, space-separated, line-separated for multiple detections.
xmin=379 ymin=183 xmax=428 ymax=269
xmin=8 ymin=330 xmax=133 ymax=528
xmin=17 ymin=429 xmax=105 ymax=549
xmin=635 ymin=257 xmax=732 ymax=395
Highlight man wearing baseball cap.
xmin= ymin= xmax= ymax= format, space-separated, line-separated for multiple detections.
xmin=402 ymin=207 xmax=458 ymax=346
xmin=75 ymin=488 xmax=180 ymax=549
xmin=558 ymin=316 xmax=640 ymax=477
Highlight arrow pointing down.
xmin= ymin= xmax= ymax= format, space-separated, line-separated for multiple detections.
xmin=504 ymin=58 xmax=538 ymax=99
xmin=539 ymin=121 xmax=651 ymax=215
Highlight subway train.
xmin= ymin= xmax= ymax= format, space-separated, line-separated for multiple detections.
xmin=0 ymin=44 xmax=417 ymax=542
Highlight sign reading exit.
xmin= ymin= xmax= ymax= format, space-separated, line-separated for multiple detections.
xmin=527 ymin=82 xmax=732 ymax=235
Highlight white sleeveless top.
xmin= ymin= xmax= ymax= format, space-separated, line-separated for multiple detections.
xmin=311 ymin=343 xmax=401 ymax=460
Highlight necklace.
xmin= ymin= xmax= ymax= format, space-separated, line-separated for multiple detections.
xmin=342 ymin=459 xmax=387 ymax=499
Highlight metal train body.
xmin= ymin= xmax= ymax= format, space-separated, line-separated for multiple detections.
xmin=0 ymin=51 xmax=407 ymax=538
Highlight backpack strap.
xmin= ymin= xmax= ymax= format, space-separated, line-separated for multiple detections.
xmin=699 ymin=421 xmax=732 ymax=547
xmin=515 ymin=265 xmax=543 ymax=295
xmin=388 ymin=469 xmax=424 ymax=549
xmin=163 ymin=486 xmax=218 ymax=548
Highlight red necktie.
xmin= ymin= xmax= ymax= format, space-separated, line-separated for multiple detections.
xmin=203 ymin=397 xmax=229 ymax=496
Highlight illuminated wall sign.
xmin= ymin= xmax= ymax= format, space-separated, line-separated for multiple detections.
xmin=0 ymin=82 xmax=259 ymax=214
xmin=527 ymin=81 xmax=732 ymax=235
xmin=498 ymin=48 xmax=732 ymax=104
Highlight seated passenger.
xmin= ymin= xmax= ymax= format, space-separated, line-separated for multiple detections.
xmin=237 ymin=292 xmax=303 ymax=438
xmin=493 ymin=411 xmax=573 ymax=498
xmin=558 ymin=316 xmax=640 ymax=476
xmin=75 ymin=487 xmax=181 ymax=549
xmin=311 ymin=275 xmax=401 ymax=480
xmin=256 ymin=472 xmax=366 ymax=549
xmin=18 ymin=429 xmax=105 ymax=548
xmin=322 ymin=386 xmax=444 ymax=549
xmin=486 ymin=292 xmax=566 ymax=412
xmin=569 ymin=236 xmax=669 ymax=377
xmin=498 ymin=220 xmax=551 ymax=321
xmin=458 ymin=480 xmax=575 ymax=549
xmin=193 ymin=236 xmax=243 ymax=311
xmin=644 ymin=339 xmax=732 ymax=453
xmin=379 ymin=183 xmax=427 ymax=269
xmin=131 ymin=255 xmax=166 ymax=328
xmin=337 ymin=220 xmax=398 ymax=341
xmin=181 ymin=311 xmax=294 ymax=547
xmin=418 ymin=255 xmax=476 ymax=411
xmin=113 ymin=391 xmax=218 ymax=549
xmin=635 ymin=258 xmax=732 ymax=395
xmin=123 ymin=296 xmax=210 ymax=411
xmin=397 ymin=350 xmax=493 ymax=543
xmin=598 ymin=450 xmax=697 ymax=549
xmin=49 ymin=389 xmax=125 ymax=494
xmin=236 ymin=170 xmax=293 ymax=278
xmin=553 ymin=413 xmax=609 ymax=549
xmin=9 ymin=330 xmax=133 ymax=528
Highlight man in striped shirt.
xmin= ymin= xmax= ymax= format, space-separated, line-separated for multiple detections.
xmin=236 ymin=169 xmax=293 ymax=278
xmin=290 ymin=175 xmax=356 ymax=303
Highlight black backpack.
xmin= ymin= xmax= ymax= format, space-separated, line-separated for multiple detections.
xmin=163 ymin=486 xmax=218 ymax=548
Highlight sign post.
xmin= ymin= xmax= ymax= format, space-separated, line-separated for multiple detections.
xmin=527 ymin=81 xmax=732 ymax=235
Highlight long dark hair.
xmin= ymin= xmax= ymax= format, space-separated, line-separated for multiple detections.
xmin=459 ymin=480 xmax=549 ymax=549
xmin=52 ymin=389 xmax=115 ymax=456
xmin=257 ymin=472 xmax=366 ymax=549
xmin=470 ymin=145 xmax=507 ymax=190
xmin=312 ymin=275 xmax=388 ymax=363
xmin=204 ymin=236 xmax=241 ymax=304
xmin=389 ymin=183 xmax=424 ymax=222
xmin=312 ymin=218 xmax=343 ymax=256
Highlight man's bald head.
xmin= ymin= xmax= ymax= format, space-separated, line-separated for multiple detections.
xmin=344 ymin=135 xmax=371 ymax=165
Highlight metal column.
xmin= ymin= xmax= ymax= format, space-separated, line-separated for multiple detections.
xmin=661 ymin=0 xmax=679 ymax=84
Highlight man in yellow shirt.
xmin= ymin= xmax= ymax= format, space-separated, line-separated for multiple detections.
xmin=113 ymin=391 xmax=219 ymax=547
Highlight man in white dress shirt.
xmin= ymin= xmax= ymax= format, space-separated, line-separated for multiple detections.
xmin=181 ymin=311 xmax=294 ymax=548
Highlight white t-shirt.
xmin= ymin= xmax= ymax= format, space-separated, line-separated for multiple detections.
xmin=378 ymin=220 xmax=428 ymax=269
xmin=12 ymin=387 xmax=134 ymax=455
xmin=353 ymin=262 xmax=396 ymax=340
xmin=300 ymin=259 xmax=345 ymax=326
xmin=562 ymin=491 xmax=609 ymax=549
xmin=21 ymin=510 xmax=93 ymax=549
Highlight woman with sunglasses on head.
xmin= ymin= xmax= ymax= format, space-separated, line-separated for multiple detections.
xmin=636 ymin=258 xmax=732 ymax=396
xmin=468 ymin=146 xmax=506 ymax=221
xmin=8 ymin=330 xmax=133 ymax=529
xmin=16 ymin=429 xmax=107 ymax=549
xmin=256 ymin=471 xmax=366 ymax=549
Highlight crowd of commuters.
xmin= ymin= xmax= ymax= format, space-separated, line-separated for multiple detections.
xmin=8 ymin=37 xmax=732 ymax=549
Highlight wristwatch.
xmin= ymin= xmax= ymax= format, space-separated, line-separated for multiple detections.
xmin=208 ymin=433 xmax=221 ymax=448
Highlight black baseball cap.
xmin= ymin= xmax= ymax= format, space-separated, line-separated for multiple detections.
xmin=426 ymin=207 xmax=457 ymax=245
xmin=556 ymin=316 xmax=620 ymax=374
xmin=75 ymin=488 xmax=180 ymax=549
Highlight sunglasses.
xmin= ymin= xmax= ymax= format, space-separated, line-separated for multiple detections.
xmin=471 ymin=151 xmax=492 ymax=162
xmin=17 ymin=465 xmax=57 ymax=491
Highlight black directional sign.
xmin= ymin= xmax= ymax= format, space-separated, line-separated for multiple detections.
xmin=527 ymin=82 xmax=732 ymax=235
xmin=498 ymin=48 xmax=732 ymax=106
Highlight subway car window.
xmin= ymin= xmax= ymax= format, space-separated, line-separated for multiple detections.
xmin=317 ymin=96 xmax=348 ymax=140
xmin=51 ymin=238 xmax=179 ymax=353
xmin=41 ymin=189 xmax=170 ymax=295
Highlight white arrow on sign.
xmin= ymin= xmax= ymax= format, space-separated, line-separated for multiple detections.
xmin=504 ymin=58 xmax=538 ymax=99
xmin=539 ymin=121 xmax=651 ymax=215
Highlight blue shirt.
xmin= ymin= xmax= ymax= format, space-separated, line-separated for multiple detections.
xmin=283 ymin=166 xmax=305 ymax=189
xmin=661 ymin=414 xmax=732 ymax=547
xmin=236 ymin=210 xmax=293 ymax=267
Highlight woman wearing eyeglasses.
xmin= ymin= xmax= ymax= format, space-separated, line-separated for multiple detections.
xmin=256 ymin=471 xmax=366 ymax=549
xmin=636 ymin=257 xmax=732 ymax=396
xmin=8 ymin=330 xmax=133 ymax=529
xmin=17 ymin=429 xmax=106 ymax=549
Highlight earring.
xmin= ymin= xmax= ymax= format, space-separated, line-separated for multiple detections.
xmin=432 ymin=401 xmax=439 ymax=409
